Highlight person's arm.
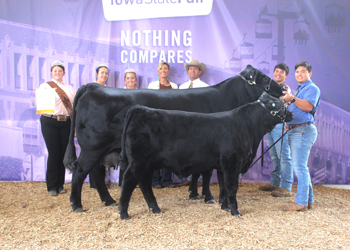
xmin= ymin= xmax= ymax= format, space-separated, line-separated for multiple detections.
xmin=283 ymin=91 xmax=314 ymax=112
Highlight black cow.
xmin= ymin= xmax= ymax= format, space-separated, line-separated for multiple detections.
xmin=118 ymin=93 xmax=293 ymax=219
xmin=64 ymin=65 xmax=284 ymax=212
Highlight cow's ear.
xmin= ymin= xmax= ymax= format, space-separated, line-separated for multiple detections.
xmin=250 ymin=66 xmax=258 ymax=84
xmin=241 ymin=65 xmax=254 ymax=79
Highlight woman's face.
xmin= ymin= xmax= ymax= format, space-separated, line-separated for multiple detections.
xmin=125 ymin=72 xmax=137 ymax=89
xmin=51 ymin=66 xmax=65 ymax=82
xmin=96 ymin=67 xmax=109 ymax=84
xmin=158 ymin=64 xmax=170 ymax=78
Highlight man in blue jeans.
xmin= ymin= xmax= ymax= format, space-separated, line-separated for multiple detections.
xmin=259 ymin=63 xmax=294 ymax=197
xmin=282 ymin=61 xmax=320 ymax=211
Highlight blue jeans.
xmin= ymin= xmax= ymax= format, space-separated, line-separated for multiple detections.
xmin=288 ymin=124 xmax=317 ymax=206
xmin=152 ymin=169 xmax=173 ymax=187
xmin=266 ymin=123 xmax=293 ymax=191
xmin=187 ymin=174 xmax=203 ymax=182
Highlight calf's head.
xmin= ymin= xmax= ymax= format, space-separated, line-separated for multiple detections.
xmin=240 ymin=65 xmax=284 ymax=98
xmin=257 ymin=92 xmax=293 ymax=123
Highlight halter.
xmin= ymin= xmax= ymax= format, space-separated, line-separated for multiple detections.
xmin=242 ymin=98 xmax=287 ymax=174
xmin=257 ymin=99 xmax=287 ymax=122
xmin=238 ymin=73 xmax=271 ymax=92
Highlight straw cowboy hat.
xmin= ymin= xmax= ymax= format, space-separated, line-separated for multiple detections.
xmin=184 ymin=60 xmax=207 ymax=76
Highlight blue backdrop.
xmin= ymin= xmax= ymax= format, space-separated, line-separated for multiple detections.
xmin=0 ymin=0 xmax=349 ymax=184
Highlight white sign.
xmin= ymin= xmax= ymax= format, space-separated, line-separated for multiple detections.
xmin=102 ymin=0 xmax=213 ymax=21
xmin=35 ymin=88 xmax=56 ymax=115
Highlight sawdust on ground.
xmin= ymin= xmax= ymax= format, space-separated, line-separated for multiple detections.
xmin=0 ymin=181 xmax=349 ymax=249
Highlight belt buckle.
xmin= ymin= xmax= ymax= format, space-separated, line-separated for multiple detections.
xmin=57 ymin=115 xmax=67 ymax=121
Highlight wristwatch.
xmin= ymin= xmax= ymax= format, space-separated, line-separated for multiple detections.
xmin=291 ymin=96 xmax=297 ymax=103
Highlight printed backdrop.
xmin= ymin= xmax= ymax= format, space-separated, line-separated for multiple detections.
xmin=0 ymin=0 xmax=349 ymax=184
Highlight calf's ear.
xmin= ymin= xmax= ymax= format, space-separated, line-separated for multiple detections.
xmin=241 ymin=65 xmax=254 ymax=79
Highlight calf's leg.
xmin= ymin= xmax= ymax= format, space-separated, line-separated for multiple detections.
xmin=217 ymin=170 xmax=229 ymax=211
xmin=223 ymin=166 xmax=241 ymax=217
xmin=138 ymin=169 xmax=161 ymax=214
xmin=201 ymin=169 xmax=216 ymax=204
xmin=217 ymin=170 xmax=227 ymax=206
xmin=189 ymin=173 xmax=200 ymax=200
xmin=119 ymin=167 xmax=138 ymax=220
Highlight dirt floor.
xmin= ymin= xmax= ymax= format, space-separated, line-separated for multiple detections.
xmin=0 ymin=181 xmax=349 ymax=249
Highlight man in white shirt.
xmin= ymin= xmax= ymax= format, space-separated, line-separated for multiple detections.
xmin=179 ymin=60 xmax=209 ymax=89
xmin=178 ymin=60 xmax=209 ymax=187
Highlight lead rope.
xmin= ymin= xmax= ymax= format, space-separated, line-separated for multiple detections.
xmin=279 ymin=121 xmax=285 ymax=167
xmin=243 ymin=129 xmax=288 ymax=175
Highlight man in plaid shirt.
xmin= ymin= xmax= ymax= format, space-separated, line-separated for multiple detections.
xmin=258 ymin=63 xmax=294 ymax=197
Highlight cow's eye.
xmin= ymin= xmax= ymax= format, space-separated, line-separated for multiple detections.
xmin=272 ymin=103 xmax=275 ymax=107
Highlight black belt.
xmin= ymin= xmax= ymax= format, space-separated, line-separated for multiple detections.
xmin=290 ymin=122 xmax=311 ymax=129
xmin=43 ymin=114 xmax=70 ymax=121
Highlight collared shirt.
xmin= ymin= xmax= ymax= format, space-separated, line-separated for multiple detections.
xmin=94 ymin=81 xmax=107 ymax=86
xmin=179 ymin=78 xmax=209 ymax=89
xmin=39 ymin=79 xmax=76 ymax=116
xmin=280 ymin=81 xmax=292 ymax=95
xmin=148 ymin=81 xmax=178 ymax=89
xmin=287 ymin=80 xmax=321 ymax=126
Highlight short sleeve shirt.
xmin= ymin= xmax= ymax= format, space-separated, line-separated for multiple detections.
xmin=287 ymin=80 xmax=321 ymax=126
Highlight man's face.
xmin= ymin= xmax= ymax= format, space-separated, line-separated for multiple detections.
xmin=187 ymin=66 xmax=201 ymax=81
xmin=273 ymin=68 xmax=288 ymax=84
xmin=295 ymin=66 xmax=312 ymax=84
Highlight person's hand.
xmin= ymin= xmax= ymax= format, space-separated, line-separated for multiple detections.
xmin=285 ymin=123 xmax=290 ymax=131
xmin=283 ymin=91 xmax=294 ymax=103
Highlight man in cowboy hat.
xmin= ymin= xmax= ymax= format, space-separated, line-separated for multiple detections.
xmin=178 ymin=60 xmax=209 ymax=187
xmin=179 ymin=60 xmax=209 ymax=89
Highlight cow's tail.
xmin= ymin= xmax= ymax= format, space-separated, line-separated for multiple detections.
xmin=63 ymin=84 xmax=88 ymax=171
xmin=119 ymin=105 xmax=144 ymax=171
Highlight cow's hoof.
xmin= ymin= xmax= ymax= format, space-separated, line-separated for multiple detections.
xmin=221 ymin=206 xmax=230 ymax=212
xmin=150 ymin=207 xmax=162 ymax=214
xmin=231 ymin=209 xmax=241 ymax=217
xmin=105 ymin=202 xmax=117 ymax=207
xmin=73 ymin=207 xmax=84 ymax=213
xmin=205 ymin=199 xmax=217 ymax=204
xmin=190 ymin=195 xmax=201 ymax=200
xmin=120 ymin=214 xmax=130 ymax=220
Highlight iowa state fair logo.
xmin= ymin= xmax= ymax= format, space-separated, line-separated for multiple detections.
xmin=102 ymin=0 xmax=213 ymax=21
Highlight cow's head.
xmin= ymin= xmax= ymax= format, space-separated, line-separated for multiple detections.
xmin=257 ymin=92 xmax=293 ymax=123
xmin=240 ymin=65 xmax=284 ymax=98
